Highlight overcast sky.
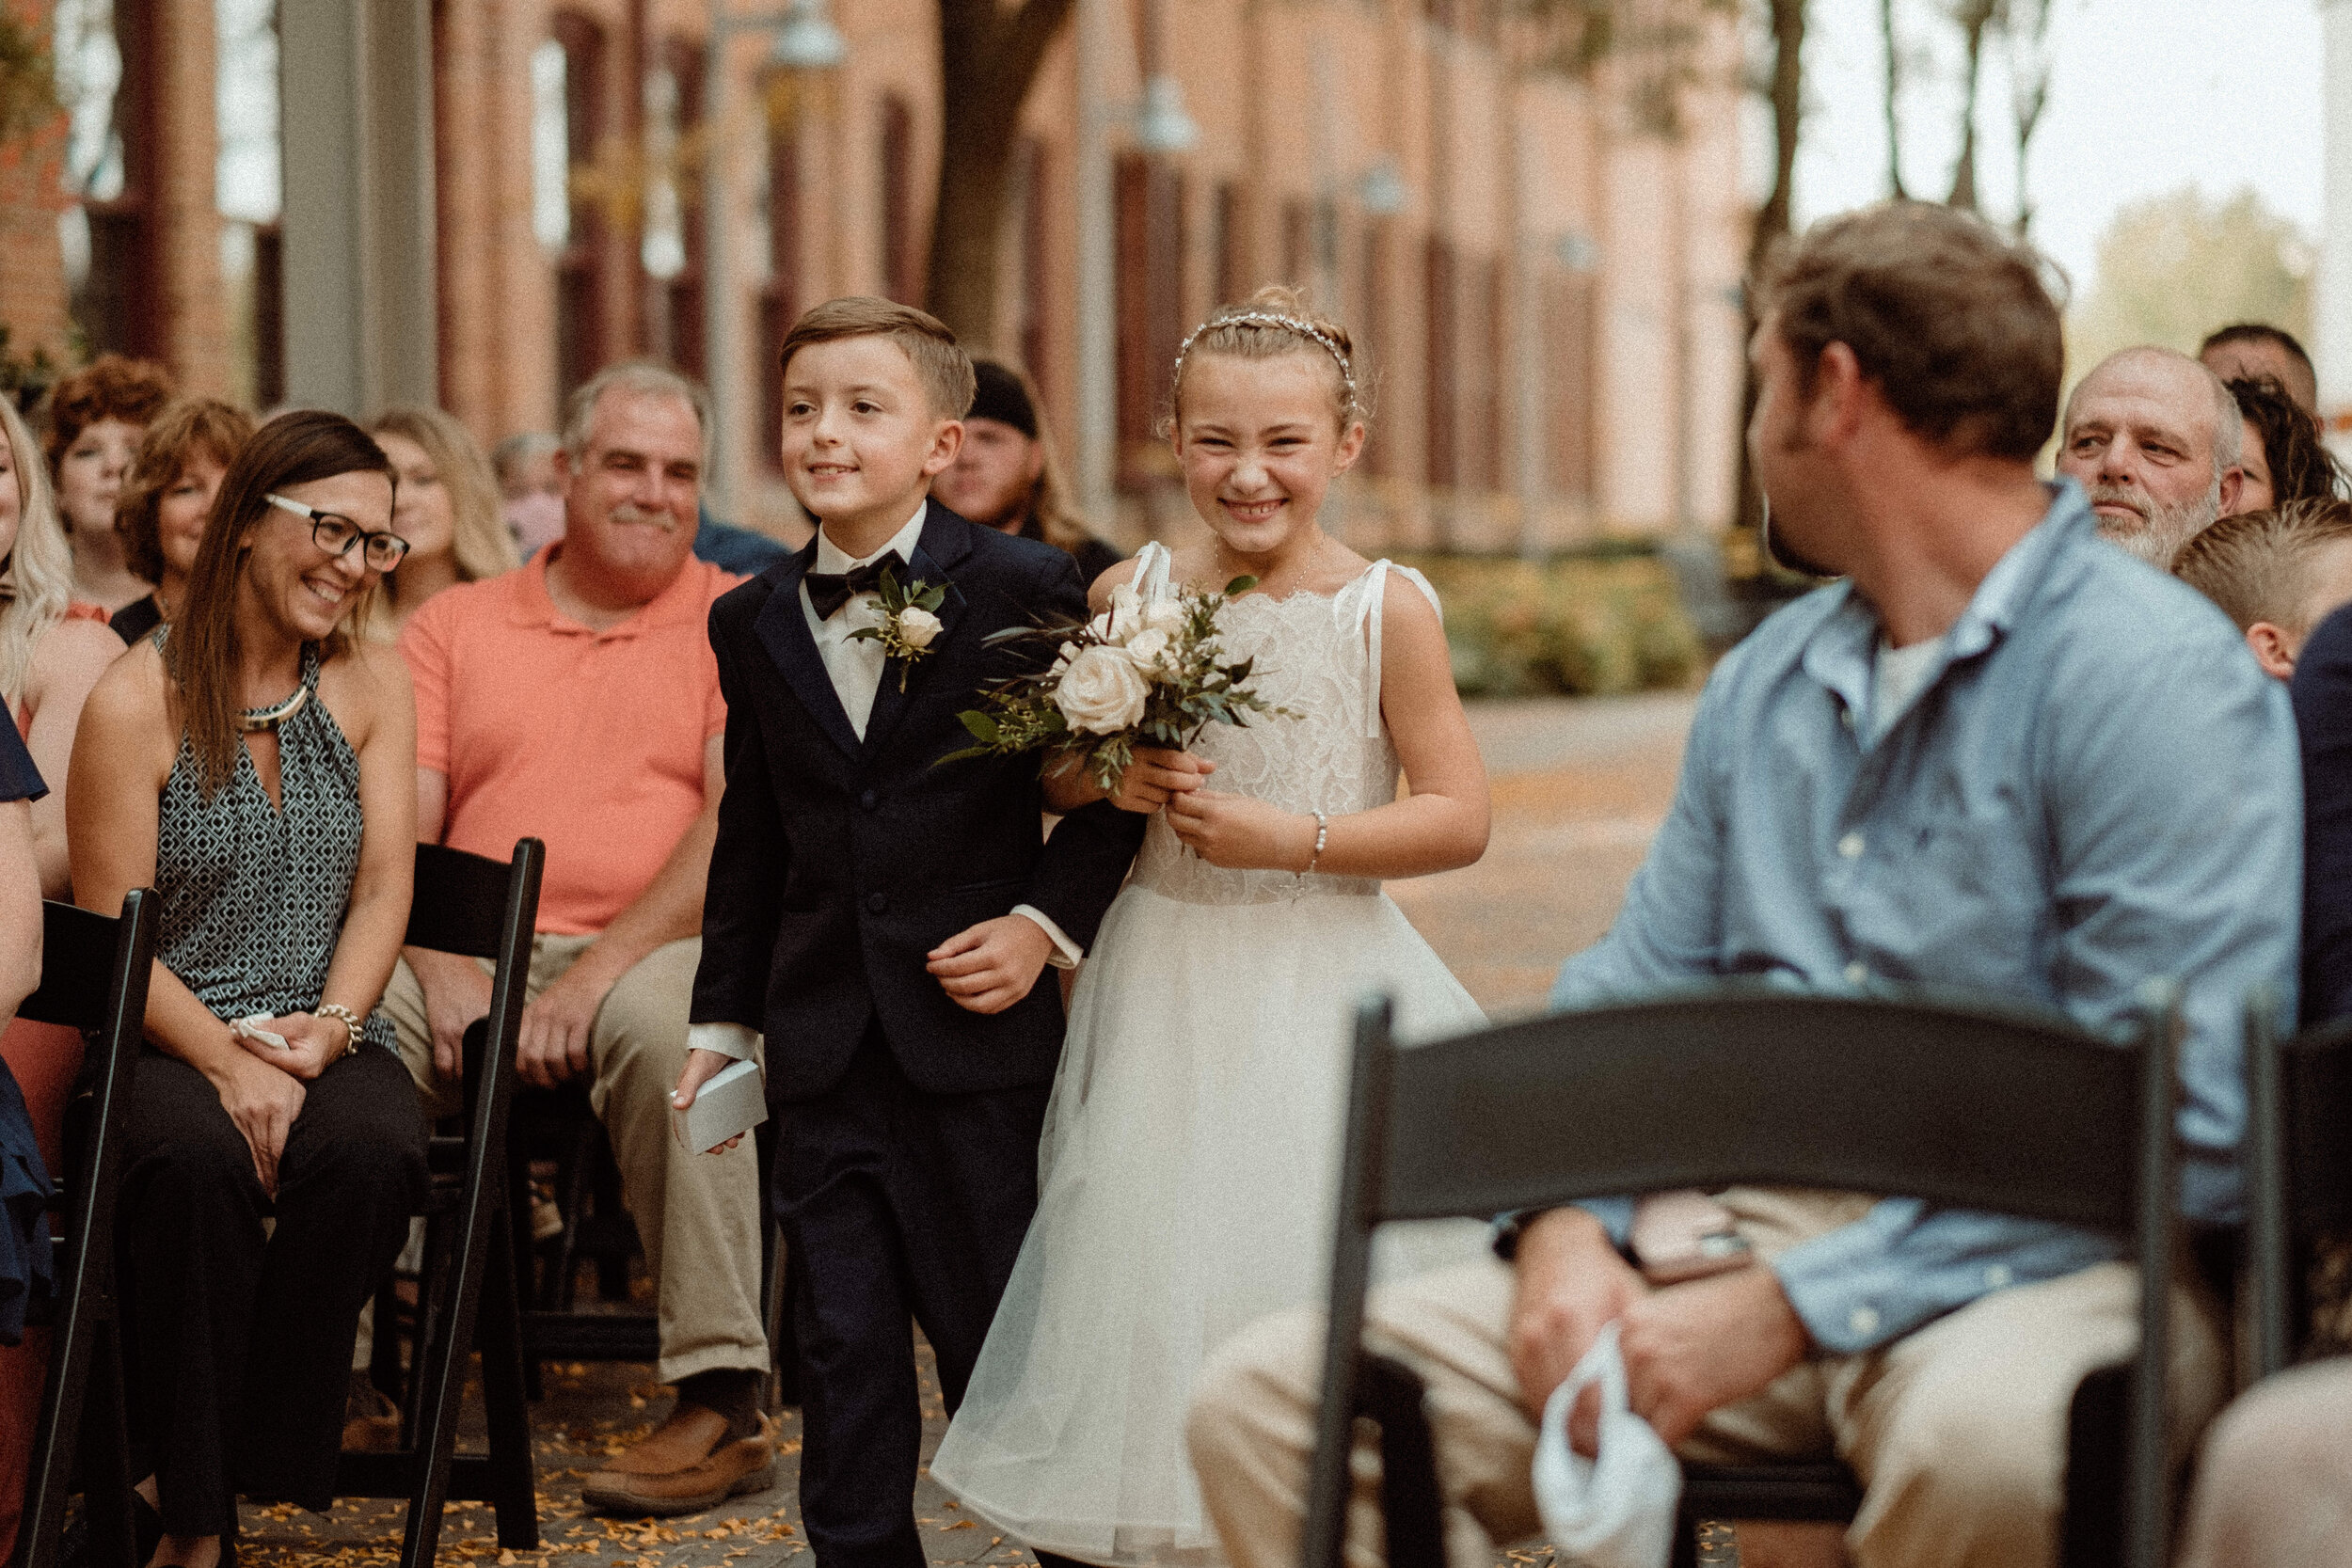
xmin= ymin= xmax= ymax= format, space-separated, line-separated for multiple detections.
xmin=1781 ymin=0 xmax=2327 ymax=299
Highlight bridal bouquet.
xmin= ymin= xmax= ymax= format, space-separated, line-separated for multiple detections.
xmin=943 ymin=576 xmax=1292 ymax=791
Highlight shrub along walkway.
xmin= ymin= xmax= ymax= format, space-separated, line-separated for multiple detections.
xmin=236 ymin=692 xmax=1727 ymax=1568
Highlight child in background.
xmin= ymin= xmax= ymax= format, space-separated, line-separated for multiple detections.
xmin=2173 ymin=498 xmax=2352 ymax=680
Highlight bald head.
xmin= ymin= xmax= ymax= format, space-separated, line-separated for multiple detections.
xmin=2058 ymin=346 xmax=2246 ymax=567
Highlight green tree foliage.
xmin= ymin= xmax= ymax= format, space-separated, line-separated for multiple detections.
xmin=2067 ymin=186 xmax=2314 ymax=384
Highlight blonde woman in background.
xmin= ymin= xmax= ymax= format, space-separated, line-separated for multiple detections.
xmin=0 ymin=393 xmax=124 ymax=898
xmin=366 ymin=406 xmax=519 ymax=636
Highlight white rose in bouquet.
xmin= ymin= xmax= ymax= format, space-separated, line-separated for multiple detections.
xmin=1123 ymin=627 xmax=1174 ymax=676
xmin=1055 ymin=643 xmax=1151 ymax=733
xmin=1140 ymin=598 xmax=1186 ymax=637
xmin=895 ymin=606 xmax=944 ymax=649
xmin=1089 ymin=580 xmax=1144 ymax=644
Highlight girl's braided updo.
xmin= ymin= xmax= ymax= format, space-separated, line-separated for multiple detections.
xmin=1165 ymin=285 xmax=1368 ymax=436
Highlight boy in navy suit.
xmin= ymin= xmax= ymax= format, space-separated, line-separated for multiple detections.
xmin=675 ymin=299 xmax=1141 ymax=1568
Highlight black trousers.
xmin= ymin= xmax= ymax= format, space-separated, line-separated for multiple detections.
xmin=776 ymin=1024 xmax=1049 ymax=1568
xmin=115 ymin=1046 xmax=425 ymax=1534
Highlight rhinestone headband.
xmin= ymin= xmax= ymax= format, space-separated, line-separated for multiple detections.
xmin=1171 ymin=310 xmax=1358 ymax=410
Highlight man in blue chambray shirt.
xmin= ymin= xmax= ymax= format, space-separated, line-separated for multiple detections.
xmin=1184 ymin=201 xmax=2299 ymax=1568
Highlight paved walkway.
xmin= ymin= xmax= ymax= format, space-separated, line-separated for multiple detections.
xmin=235 ymin=693 xmax=1705 ymax=1568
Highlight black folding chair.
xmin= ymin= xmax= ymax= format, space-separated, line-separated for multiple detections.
xmin=335 ymin=839 xmax=544 ymax=1568
xmin=11 ymin=891 xmax=158 ymax=1568
xmin=2245 ymin=993 xmax=2352 ymax=1379
xmin=1304 ymin=983 xmax=2184 ymax=1568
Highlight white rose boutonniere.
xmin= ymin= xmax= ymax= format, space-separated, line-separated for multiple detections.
xmin=847 ymin=565 xmax=950 ymax=691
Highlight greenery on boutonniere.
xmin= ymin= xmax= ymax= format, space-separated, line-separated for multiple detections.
xmin=848 ymin=566 xmax=948 ymax=691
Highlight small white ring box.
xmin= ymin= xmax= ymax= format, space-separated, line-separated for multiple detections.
xmin=680 ymin=1055 xmax=769 ymax=1152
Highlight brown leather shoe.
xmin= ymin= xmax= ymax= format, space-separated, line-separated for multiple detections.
xmin=580 ymin=1404 xmax=778 ymax=1516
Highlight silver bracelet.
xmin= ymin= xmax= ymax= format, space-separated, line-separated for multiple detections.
xmin=1305 ymin=812 xmax=1329 ymax=876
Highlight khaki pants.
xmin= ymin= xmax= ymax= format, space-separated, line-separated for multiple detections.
xmin=1184 ymin=1189 xmax=2228 ymax=1568
xmin=381 ymin=934 xmax=769 ymax=1384
xmin=2176 ymin=1360 xmax=2352 ymax=1568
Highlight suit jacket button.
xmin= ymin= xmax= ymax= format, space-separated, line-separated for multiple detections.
xmin=860 ymin=788 xmax=879 ymax=811
xmin=866 ymin=892 xmax=887 ymax=914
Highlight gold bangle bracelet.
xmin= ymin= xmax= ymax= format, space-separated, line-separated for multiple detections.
xmin=315 ymin=1002 xmax=365 ymax=1059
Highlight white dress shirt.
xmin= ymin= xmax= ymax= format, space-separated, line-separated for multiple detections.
xmin=684 ymin=501 xmax=1080 ymax=1069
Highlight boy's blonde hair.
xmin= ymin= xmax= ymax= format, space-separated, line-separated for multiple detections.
xmin=779 ymin=297 xmax=977 ymax=422
xmin=2172 ymin=499 xmax=2352 ymax=633
xmin=1167 ymin=284 xmax=1368 ymax=435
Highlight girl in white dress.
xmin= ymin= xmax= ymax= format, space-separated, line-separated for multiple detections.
xmin=930 ymin=289 xmax=1492 ymax=1566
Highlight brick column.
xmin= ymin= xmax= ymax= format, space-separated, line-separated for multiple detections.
xmin=0 ymin=0 xmax=71 ymax=369
xmin=155 ymin=0 xmax=229 ymax=393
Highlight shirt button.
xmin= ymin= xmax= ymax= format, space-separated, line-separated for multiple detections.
xmin=1985 ymin=1264 xmax=2012 ymax=1289
xmin=860 ymin=788 xmax=879 ymax=811
xmin=1837 ymin=832 xmax=1866 ymax=860
xmin=865 ymin=892 xmax=887 ymax=914
xmin=1845 ymin=961 xmax=1868 ymax=986
xmin=1849 ymin=1306 xmax=1880 ymax=1338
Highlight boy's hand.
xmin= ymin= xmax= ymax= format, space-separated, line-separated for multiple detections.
xmin=673 ymin=1046 xmax=750 ymax=1152
xmin=929 ymin=915 xmax=1055 ymax=1014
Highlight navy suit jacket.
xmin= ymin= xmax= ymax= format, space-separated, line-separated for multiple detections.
xmin=691 ymin=503 xmax=1145 ymax=1101
xmin=2295 ymin=602 xmax=2352 ymax=1023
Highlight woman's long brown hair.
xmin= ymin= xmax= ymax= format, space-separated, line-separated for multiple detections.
xmin=169 ymin=411 xmax=392 ymax=794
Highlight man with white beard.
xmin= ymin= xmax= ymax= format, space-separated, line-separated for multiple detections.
xmin=2057 ymin=346 xmax=2244 ymax=567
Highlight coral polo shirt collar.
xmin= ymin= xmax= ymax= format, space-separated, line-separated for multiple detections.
xmin=510 ymin=545 xmax=711 ymax=641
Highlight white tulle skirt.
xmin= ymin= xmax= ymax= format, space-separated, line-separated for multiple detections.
xmin=929 ymin=882 xmax=1490 ymax=1567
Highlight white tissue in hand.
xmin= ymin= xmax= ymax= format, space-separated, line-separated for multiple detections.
xmin=233 ymin=1016 xmax=290 ymax=1051
xmin=1530 ymin=1323 xmax=1682 ymax=1568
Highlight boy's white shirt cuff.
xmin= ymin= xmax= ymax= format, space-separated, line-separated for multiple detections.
xmin=1012 ymin=905 xmax=1084 ymax=968
xmin=687 ymin=1022 xmax=761 ymax=1063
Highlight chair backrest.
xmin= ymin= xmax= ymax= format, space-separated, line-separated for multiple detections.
xmin=1363 ymin=985 xmax=2166 ymax=1233
xmin=1307 ymin=983 xmax=2181 ymax=1568
xmin=408 ymin=841 xmax=537 ymax=962
xmin=2245 ymin=996 xmax=2352 ymax=1376
xmin=17 ymin=894 xmax=155 ymax=1037
xmin=406 ymin=839 xmax=542 ymax=1149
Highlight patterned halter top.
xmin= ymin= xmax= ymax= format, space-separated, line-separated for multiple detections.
xmin=151 ymin=634 xmax=393 ymax=1051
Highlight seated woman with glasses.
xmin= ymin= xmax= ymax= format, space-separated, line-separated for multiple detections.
xmin=65 ymin=410 xmax=426 ymax=1568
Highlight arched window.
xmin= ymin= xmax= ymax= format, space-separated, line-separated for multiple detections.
xmin=550 ymin=10 xmax=610 ymax=402
xmin=216 ymin=0 xmax=282 ymax=408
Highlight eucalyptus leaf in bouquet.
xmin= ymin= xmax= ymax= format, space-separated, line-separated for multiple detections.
xmin=940 ymin=575 xmax=1295 ymax=790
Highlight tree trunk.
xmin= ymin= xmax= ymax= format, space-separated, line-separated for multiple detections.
xmin=924 ymin=0 xmax=1075 ymax=349
xmin=2003 ymin=0 xmax=2053 ymax=236
xmin=1880 ymin=0 xmax=1906 ymax=198
xmin=1731 ymin=0 xmax=1805 ymax=544
xmin=1946 ymin=0 xmax=1995 ymax=212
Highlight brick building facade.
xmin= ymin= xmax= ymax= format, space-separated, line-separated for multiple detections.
xmin=12 ymin=0 xmax=1748 ymax=550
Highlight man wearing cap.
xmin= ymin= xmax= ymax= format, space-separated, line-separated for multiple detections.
xmin=931 ymin=357 xmax=1122 ymax=588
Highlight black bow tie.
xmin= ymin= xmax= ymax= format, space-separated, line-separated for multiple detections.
xmin=806 ymin=559 xmax=890 ymax=620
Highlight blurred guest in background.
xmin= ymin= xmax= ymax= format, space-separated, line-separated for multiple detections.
xmin=492 ymin=431 xmax=567 ymax=560
xmin=112 ymin=400 xmax=259 ymax=647
xmin=2224 ymin=375 xmax=2343 ymax=517
xmin=43 ymin=355 xmax=176 ymax=612
xmin=2056 ymin=345 xmax=2242 ymax=568
xmin=68 ymin=411 xmax=424 ymax=1568
xmin=2202 ymin=323 xmax=2320 ymax=418
xmin=367 ymin=406 xmax=521 ymax=636
xmin=933 ymin=357 xmax=1123 ymax=586
xmin=1 ymin=393 xmax=124 ymax=898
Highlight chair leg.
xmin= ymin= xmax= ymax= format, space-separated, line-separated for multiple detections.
xmin=75 ymin=1319 xmax=137 ymax=1568
xmin=400 ymin=1218 xmax=486 ymax=1567
xmin=478 ymin=1206 xmax=541 ymax=1551
xmin=1668 ymin=1515 xmax=1702 ymax=1568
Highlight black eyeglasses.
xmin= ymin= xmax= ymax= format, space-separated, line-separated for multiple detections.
xmin=265 ymin=493 xmax=413 ymax=572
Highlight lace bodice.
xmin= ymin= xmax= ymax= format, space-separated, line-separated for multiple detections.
xmin=1129 ymin=543 xmax=1438 ymax=906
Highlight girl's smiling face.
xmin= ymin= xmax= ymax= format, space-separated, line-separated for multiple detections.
xmin=1172 ymin=351 xmax=1364 ymax=561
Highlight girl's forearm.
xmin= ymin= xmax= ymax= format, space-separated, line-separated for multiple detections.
xmin=1295 ymin=792 xmax=1488 ymax=880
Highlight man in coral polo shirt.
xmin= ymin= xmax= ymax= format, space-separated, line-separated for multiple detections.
xmin=385 ymin=362 xmax=774 ymax=1513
